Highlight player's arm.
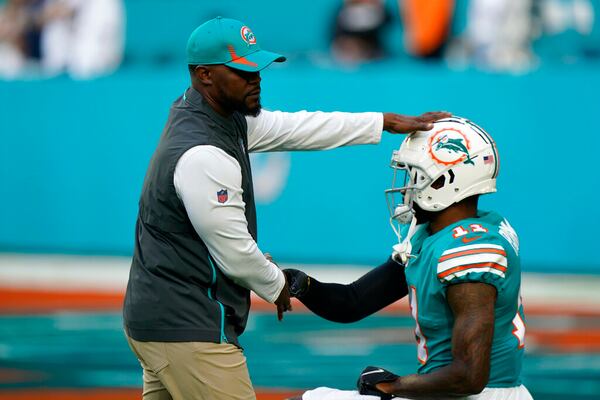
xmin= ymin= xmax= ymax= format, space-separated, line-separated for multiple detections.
xmin=283 ymin=258 xmax=408 ymax=323
xmin=365 ymin=282 xmax=496 ymax=398
xmin=245 ymin=110 xmax=450 ymax=153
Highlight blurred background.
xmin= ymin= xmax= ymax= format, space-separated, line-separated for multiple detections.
xmin=0 ymin=0 xmax=599 ymax=399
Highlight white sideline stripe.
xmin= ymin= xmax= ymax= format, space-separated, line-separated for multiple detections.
xmin=438 ymin=254 xmax=507 ymax=273
xmin=0 ymin=253 xmax=365 ymax=292
xmin=442 ymin=243 xmax=504 ymax=256
xmin=442 ymin=266 xmax=506 ymax=282
xmin=0 ymin=253 xmax=131 ymax=292
xmin=0 ymin=253 xmax=599 ymax=307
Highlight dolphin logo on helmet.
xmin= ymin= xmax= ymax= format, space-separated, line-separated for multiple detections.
xmin=429 ymin=127 xmax=475 ymax=166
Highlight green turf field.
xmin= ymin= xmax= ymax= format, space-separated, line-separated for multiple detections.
xmin=1 ymin=312 xmax=599 ymax=399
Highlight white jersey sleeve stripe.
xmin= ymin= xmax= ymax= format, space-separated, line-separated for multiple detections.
xmin=439 ymin=247 xmax=506 ymax=263
xmin=440 ymin=265 xmax=506 ymax=282
xmin=438 ymin=262 xmax=507 ymax=280
xmin=442 ymin=243 xmax=504 ymax=256
xmin=438 ymin=253 xmax=508 ymax=274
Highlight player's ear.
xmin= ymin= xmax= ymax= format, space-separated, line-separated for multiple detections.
xmin=191 ymin=65 xmax=212 ymax=85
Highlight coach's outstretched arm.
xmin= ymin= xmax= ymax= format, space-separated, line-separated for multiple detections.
xmin=246 ymin=110 xmax=450 ymax=153
xmin=283 ymin=258 xmax=408 ymax=323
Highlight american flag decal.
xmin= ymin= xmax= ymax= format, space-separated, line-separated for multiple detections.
xmin=217 ymin=189 xmax=228 ymax=203
xmin=484 ymin=155 xmax=494 ymax=164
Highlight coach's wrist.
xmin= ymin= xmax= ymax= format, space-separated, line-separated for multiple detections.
xmin=271 ymin=267 xmax=287 ymax=303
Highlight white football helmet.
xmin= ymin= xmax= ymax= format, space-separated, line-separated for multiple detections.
xmin=386 ymin=116 xmax=499 ymax=262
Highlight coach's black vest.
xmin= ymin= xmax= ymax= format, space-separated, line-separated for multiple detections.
xmin=123 ymin=87 xmax=256 ymax=346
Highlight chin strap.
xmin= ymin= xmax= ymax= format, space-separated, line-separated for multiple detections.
xmin=390 ymin=207 xmax=418 ymax=265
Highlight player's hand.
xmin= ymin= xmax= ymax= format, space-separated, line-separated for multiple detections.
xmin=357 ymin=366 xmax=399 ymax=399
xmin=282 ymin=268 xmax=311 ymax=299
xmin=383 ymin=111 xmax=450 ymax=134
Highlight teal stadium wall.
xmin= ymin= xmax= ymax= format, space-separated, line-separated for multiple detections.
xmin=1 ymin=0 xmax=599 ymax=272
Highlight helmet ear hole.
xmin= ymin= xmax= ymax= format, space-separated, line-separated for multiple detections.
xmin=448 ymin=169 xmax=455 ymax=184
xmin=431 ymin=175 xmax=446 ymax=190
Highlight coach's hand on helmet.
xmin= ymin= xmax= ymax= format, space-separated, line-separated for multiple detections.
xmin=266 ymin=253 xmax=293 ymax=321
xmin=383 ymin=111 xmax=450 ymax=134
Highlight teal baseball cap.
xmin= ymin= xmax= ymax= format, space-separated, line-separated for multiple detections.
xmin=186 ymin=16 xmax=286 ymax=72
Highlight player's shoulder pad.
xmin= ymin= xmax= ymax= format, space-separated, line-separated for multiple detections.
xmin=436 ymin=223 xmax=508 ymax=284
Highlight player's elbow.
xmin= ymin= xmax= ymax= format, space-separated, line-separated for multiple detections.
xmin=450 ymin=363 xmax=488 ymax=395
xmin=463 ymin=370 xmax=489 ymax=395
xmin=450 ymin=378 xmax=486 ymax=396
xmin=461 ymin=378 xmax=487 ymax=395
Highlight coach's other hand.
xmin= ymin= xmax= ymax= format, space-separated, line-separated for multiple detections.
xmin=357 ymin=366 xmax=399 ymax=399
xmin=383 ymin=111 xmax=450 ymax=134
xmin=274 ymin=281 xmax=292 ymax=321
xmin=264 ymin=252 xmax=276 ymax=264
xmin=267 ymin=253 xmax=292 ymax=321
xmin=282 ymin=268 xmax=311 ymax=299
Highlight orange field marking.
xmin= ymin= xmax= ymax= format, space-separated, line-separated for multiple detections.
xmin=0 ymin=287 xmax=124 ymax=313
xmin=0 ymin=388 xmax=301 ymax=400
xmin=0 ymin=389 xmax=141 ymax=400
xmin=528 ymin=330 xmax=600 ymax=352
xmin=1 ymin=287 xmax=599 ymax=318
xmin=0 ymin=368 xmax=46 ymax=385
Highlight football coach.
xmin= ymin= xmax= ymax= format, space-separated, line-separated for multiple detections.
xmin=123 ymin=16 xmax=449 ymax=400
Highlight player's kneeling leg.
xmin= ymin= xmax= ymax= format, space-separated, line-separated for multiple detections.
xmin=299 ymin=387 xmax=387 ymax=400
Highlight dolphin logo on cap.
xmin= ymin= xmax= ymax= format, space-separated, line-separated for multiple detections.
xmin=240 ymin=26 xmax=256 ymax=45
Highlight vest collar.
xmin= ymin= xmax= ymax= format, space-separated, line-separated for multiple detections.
xmin=183 ymin=87 xmax=235 ymax=130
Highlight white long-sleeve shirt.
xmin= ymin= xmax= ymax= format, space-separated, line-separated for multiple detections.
xmin=174 ymin=110 xmax=383 ymax=303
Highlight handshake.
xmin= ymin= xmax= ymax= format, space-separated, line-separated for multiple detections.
xmin=269 ymin=254 xmax=401 ymax=399
xmin=266 ymin=253 xmax=311 ymax=321
xmin=275 ymin=269 xmax=311 ymax=321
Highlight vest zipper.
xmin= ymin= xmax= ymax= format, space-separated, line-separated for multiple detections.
xmin=207 ymin=256 xmax=228 ymax=343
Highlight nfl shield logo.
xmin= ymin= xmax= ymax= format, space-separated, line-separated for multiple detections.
xmin=217 ymin=189 xmax=228 ymax=203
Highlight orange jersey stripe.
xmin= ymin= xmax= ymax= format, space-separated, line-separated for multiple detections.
xmin=439 ymin=248 xmax=506 ymax=262
xmin=437 ymin=262 xmax=507 ymax=279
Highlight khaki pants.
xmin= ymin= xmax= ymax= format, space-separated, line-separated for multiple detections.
xmin=125 ymin=333 xmax=256 ymax=400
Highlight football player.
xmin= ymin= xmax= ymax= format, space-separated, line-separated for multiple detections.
xmin=284 ymin=117 xmax=532 ymax=400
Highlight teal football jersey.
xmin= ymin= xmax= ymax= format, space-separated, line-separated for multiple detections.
xmin=403 ymin=210 xmax=525 ymax=388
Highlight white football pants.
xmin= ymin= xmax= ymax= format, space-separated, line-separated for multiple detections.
xmin=302 ymin=385 xmax=533 ymax=400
